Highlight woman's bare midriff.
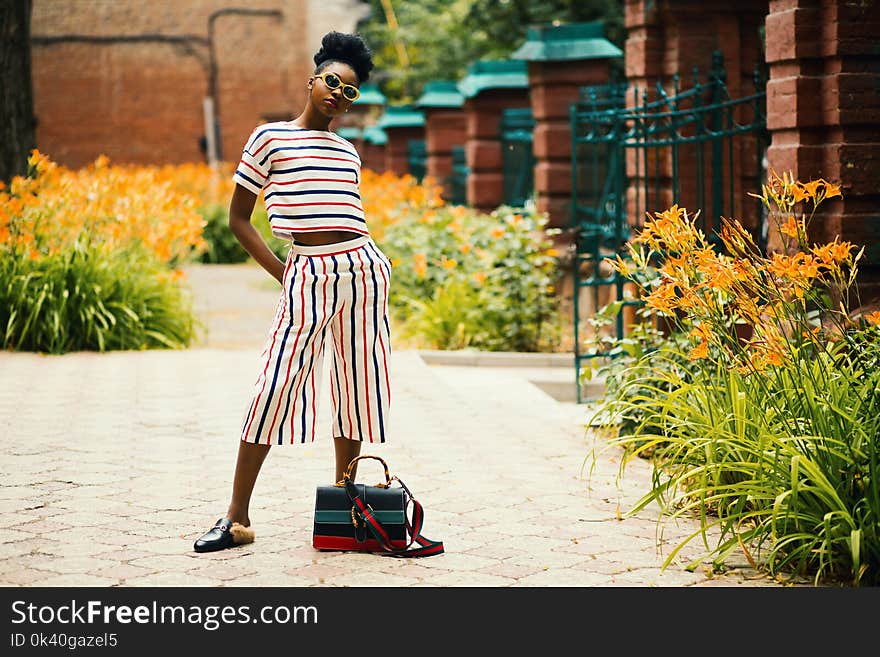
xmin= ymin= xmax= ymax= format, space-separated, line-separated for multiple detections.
xmin=290 ymin=230 xmax=362 ymax=246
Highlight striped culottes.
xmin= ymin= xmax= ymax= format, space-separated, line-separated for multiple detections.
xmin=240 ymin=234 xmax=392 ymax=445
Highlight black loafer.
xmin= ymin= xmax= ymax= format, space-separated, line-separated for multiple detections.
xmin=193 ymin=518 xmax=235 ymax=553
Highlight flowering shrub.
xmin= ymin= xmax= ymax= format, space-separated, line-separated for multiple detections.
xmin=360 ymin=170 xmax=445 ymax=242
xmin=588 ymin=173 xmax=880 ymax=586
xmin=380 ymin=200 xmax=563 ymax=352
xmin=2 ymin=151 xmax=207 ymax=264
xmin=1 ymin=151 xmax=204 ymax=352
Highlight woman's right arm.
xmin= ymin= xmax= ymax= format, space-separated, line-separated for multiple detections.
xmin=228 ymin=184 xmax=286 ymax=284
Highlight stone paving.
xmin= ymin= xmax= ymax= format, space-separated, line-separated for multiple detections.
xmin=0 ymin=262 xmax=801 ymax=587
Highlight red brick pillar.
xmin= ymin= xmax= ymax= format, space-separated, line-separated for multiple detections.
xmin=416 ymin=81 xmax=466 ymax=200
xmin=383 ymin=128 xmax=419 ymax=176
xmin=459 ymin=60 xmax=530 ymax=212
xmin=377 ymin=105 xmax=425 ymax=178
xmin=528 ymin=62 xmax=616 ymax=229
xmin=765 ymin=0 xmax=880 ymax=299
xmin=424 ymin=109 xmax=465 ymax=196
xmin=624 ymin=0 xmax=767 ymax=234
xmin=511 ymin=22 xmax=621 ymax=231
xmin=626 ymin=0 xmax=766 ymax=90
xmin=624 ymin=0 xmax=664 ymax=92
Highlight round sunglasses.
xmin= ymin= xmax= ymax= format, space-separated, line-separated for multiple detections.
xmin=313 ymin=72 xmax=360 ymax=102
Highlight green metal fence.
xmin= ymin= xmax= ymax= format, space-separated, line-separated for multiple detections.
xmin=449 ymin=145 xmax=468 ymax=205
xmin=570 ymin=52 xmax=768 ymax=403
xmin=500 ymin=107 xmax=536 ymax=207
xmin=407 ymin=139 xmax=427 ymax=182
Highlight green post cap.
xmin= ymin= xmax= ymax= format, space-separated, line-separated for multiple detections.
xmin=361 ymin=125 xmax=387 ymax=145
xmin=355 ymin=83 xmax=387 ymax=106
xmin=415 ymin=81 xmax=465 ymax=109
xmin=376 ymin=104 xmax=426 ymax=130
xmin=334 ymin=126 xmax=363 ymax=141
xmin=510 ymin=21 xmax=623 ymax=61
xmin=457 ymin=59 xmax=529 ymax=99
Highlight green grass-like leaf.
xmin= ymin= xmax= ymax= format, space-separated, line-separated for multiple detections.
xmin=0 ymin=243 xmax=198 ymax=353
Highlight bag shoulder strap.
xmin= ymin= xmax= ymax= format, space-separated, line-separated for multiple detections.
xmin=344 ymin=479 xmax=444 ymax=558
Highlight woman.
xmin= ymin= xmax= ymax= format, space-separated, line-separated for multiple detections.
xmin=194 ymin=31 xmax=392 ymax=553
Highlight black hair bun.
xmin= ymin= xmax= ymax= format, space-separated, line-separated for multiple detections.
xmin=313 ymin=31 xmax=374 ymax=84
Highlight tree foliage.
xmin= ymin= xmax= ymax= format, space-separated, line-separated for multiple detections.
xmin=466 ymin=0 xmax=625 ymax=55
xmin=356 ymin=0 xmax=624 ymax=104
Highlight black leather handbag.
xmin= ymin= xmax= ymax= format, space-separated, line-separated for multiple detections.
xmin=312 ymin=455 xmax=444 ymax=557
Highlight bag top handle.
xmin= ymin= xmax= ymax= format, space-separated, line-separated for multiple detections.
xmin=338 ymin=454 xmax=392 ymax=488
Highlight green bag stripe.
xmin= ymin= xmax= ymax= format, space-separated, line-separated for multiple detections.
xmin=315 ymin=510 xmax=405 ymax=524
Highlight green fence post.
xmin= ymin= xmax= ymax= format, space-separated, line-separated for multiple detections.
xmin=450 ymin=145 xmax=468 ymax=205
xmin=499 ymin=107 xmax=536 ymax=207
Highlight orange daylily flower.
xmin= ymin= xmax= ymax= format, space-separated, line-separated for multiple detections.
xmin=696 ymin=252 xmax=738 ymax=292
xmin=439 ymin=256 xmax=458 ymax=270
xmin=768 ymin=255 xmax=798 ymax=281
xmin=780 ymin=215 xmax=800 ymax=239
xmin=822 ymin=181 xmax=842 ymax=199
xmin=811 ymin=240 xmax=855 ymax=267
xmin=622 ymin=174 xmax=854 ymax=376
xmin=767 ymin=253 xmax=820 ymax=281
xmin=688 ymin=340 xmax=709 ymax=361
xmin=413 ymin=252 xmax=428 ymax=278
xmin=797 ymin=253 xmax=820 ymax=279
xmin=688 ymin=323 xmax=713 ymax=344
xmin=644 ymin=281 xmax=678 ymax=314
xmin=865 ymin=311 xmax=880 ymax=326
xmin=790 ymin=185 xmax=811 ymax=204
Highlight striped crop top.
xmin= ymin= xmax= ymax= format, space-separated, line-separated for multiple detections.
xmin=232 ymin=122 xmax=369 ymax=240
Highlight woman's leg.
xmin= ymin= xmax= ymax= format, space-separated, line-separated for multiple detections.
xmin=328 ymin=243 xmax=391 ymax=479
xmin=194 ymin=440 xmax=267 ymax=552
xmin=333 ymin=436 xmax=361 ymax=482
xmin=225 ymin=441 xmax=271 ymax=526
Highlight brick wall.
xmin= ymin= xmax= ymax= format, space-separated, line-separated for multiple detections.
xmin=31 ymin=0 xmax=312 ymax=168
xmin=765 ymin=0 xmax=880 ymax=298
xmin=424 ymin=108 xmax=466 ymax=199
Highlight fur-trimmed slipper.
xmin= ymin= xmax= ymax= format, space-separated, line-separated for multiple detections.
xmin=193 ymin=518 xmax=255 ymax=553
xmin=230 ymin=522 xmax=255 ymax=545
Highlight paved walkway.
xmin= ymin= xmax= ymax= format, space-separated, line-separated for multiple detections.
xmin=0 ymin=263 xmax=798 ymax=587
